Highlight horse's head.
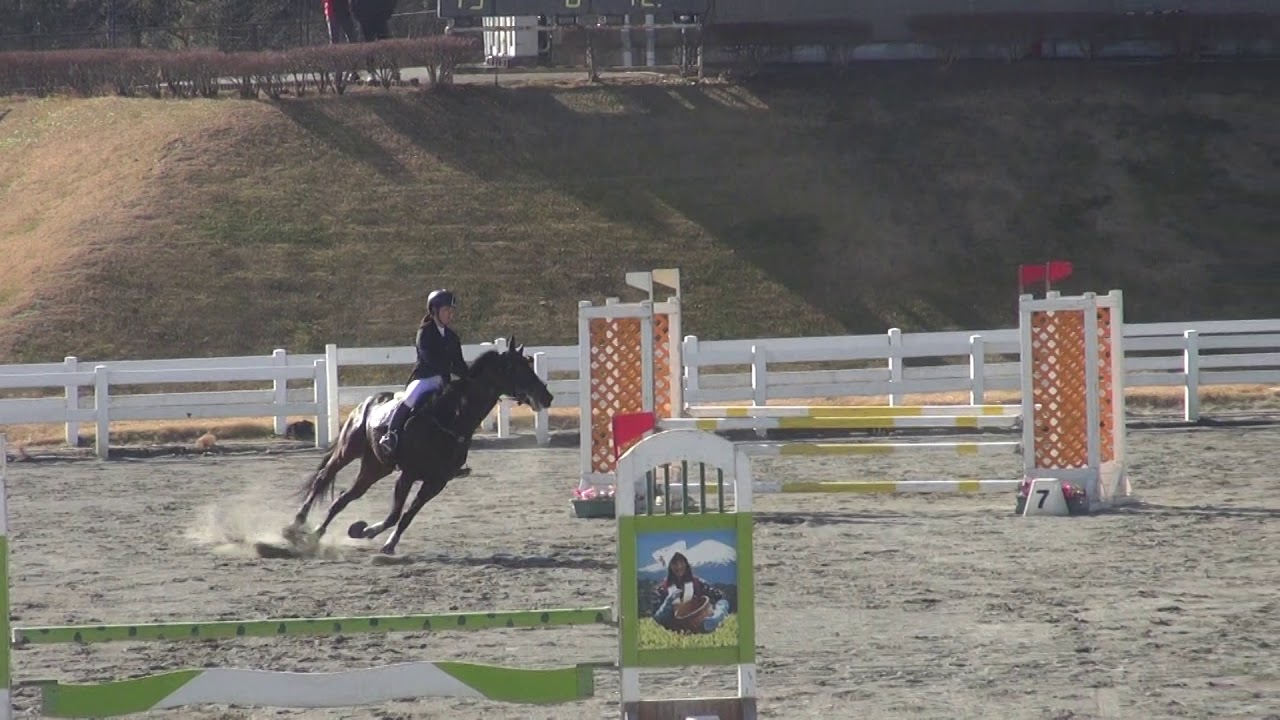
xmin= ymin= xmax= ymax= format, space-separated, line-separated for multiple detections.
xmin=469 ymin=336 xmax=554 ymax=412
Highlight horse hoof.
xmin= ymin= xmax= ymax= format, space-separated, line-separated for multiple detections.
xmin=379 ymin=545 xmax=397 ymax=556
xmin=347 ymin=521 xmax=369 ymax=539
xmin=282 ymin=522 xmax=308 ymax=545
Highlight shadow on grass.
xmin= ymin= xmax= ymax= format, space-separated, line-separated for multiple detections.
xmin=313 ymin=63 xmax=1280 ymax=336
xmin=275 ymin=96 xmax=411 ymax=181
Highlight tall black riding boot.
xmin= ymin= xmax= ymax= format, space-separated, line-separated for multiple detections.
xmin=378 ymin=401 xmax=413 ymax=459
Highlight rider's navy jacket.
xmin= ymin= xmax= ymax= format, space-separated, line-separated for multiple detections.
xmin=409 ymin=316 xmax=468 ymax=383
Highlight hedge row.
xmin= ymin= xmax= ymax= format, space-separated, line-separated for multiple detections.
xmin=0 ymin=36 xmax=481 ymax=99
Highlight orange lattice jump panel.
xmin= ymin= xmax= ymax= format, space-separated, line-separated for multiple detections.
xmin=653 ymin=312 xmax=673 ymax=420
xmin=1030 ymin=309 xmax=1089 ymax=469
xmin=588 ymin=313 xmax=674 ymax=474
xmin=1096 ymin=305 xmax=1116 ymax=463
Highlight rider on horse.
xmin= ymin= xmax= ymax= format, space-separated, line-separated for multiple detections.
xmin=378 ymin=289 xmax=470 ymax=474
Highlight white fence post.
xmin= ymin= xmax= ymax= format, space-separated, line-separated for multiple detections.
xmin=93 ymin=365 xmax=110 ymax=460
xmin=271 ymin=349 xmax=288 ymax=436
xmin=324 ymin=343 xmax=340 ymax=443
xmin=313 ymin=359 xmax=330 ymax=448
xmin=533 ymin=352 xmax=550 ymax=446
xmin=750 ymin=345 xmax=767 ymax=407
xmin=682 ymin=335 xmax=700 ymax=410
xmin=968 ymin=334 xmax=985 ymax=405
xmin=495 ymin=338 xmax=511 ymax=439
xmin=887 ymin=328 xmax=903 ymax=406
xmin=63 ymin=356 xmax=79 ymax=447
xmin=1183 ymin=329 xmax=1200 ymax=422
xmin=750 ymin=345 xmax=767 ymax=438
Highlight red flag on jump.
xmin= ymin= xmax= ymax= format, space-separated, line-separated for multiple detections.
xmin=612 ymin=411 xmax=656 ymax=460
xmin=1018 ymin=260 xmax=1073 ymax=295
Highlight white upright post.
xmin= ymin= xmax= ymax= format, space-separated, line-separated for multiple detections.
xmin=313 ymin=359 xmax=330 ymax=448
xmin=93 ymin=365 xmax=110 ymax=461
xmin=63 ymin=356 xmax=79 ymax=447
xmin=577 ymin=301 xmax=594 ymax=491
xmin=533 ymin=352 xmax=550 ymax=446
xmin=1183 ymin=329 xmax=1200 ymax=422
xmin=324 ymin=344 xmax=340 ymax=443
xmin=272 ymin=349 xmax=288 ymax=436
xmin=968 ymin=335 xmax=985 ymax=405
xmin=887 ymin=328 xmax=903 ymax=406
xmin=665 ymin=297 xmax=684 ymax=417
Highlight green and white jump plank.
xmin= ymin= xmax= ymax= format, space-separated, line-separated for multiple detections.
xmin=40 ymin=662 xmax=596 ymax=717
xmin=12 ymin=606 xmax=613 ymax=645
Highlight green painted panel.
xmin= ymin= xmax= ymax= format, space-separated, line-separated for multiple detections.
xmin=41 ymin=670 xmax=200 ymax=718
xmin=619 ymin=515 xmax=640 ymax=667
xmin=13 ymin=607 xmax=613 ymax=646
xmin=0 ymin=536 xmax=9 ymax=690
xmin=437 ymin=662 xmax=595 ymax=704
xmin=735 ymin=512 xmax=756 ymax=664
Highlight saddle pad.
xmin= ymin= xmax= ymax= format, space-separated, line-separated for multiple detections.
xmin=367 ymin=391 xmax=407 ymax=429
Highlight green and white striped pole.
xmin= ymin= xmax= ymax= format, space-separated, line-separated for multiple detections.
xmin=39 ymin=662 xmax=595 ymax=717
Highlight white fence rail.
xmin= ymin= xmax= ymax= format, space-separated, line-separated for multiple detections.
xmin=2 ymin=319 xmax=1279 ymax=456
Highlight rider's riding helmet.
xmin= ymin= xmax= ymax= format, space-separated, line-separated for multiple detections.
xmin=427 ymin=289 xmax=459 ymax=315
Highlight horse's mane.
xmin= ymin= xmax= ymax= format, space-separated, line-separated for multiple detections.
xmin=466 ymin=349 xmax=506 ymax=377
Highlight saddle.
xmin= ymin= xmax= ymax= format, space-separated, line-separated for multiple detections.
xmin=369 ymin=389 xmax=448 ymax=432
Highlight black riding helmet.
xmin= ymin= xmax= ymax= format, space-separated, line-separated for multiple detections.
xmin=427 ymin=289 xmax=459 ymax=315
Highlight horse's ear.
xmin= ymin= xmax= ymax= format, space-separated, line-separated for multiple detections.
xmin=506 ymin=335 xmax=515 ymax=352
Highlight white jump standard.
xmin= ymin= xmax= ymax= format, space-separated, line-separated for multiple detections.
xmin=577 ymin=287 xmax=1131 ymax=508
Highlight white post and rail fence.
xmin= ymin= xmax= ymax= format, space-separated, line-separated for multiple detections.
xmin=1 ymin=319 xmax=1279 ymax=459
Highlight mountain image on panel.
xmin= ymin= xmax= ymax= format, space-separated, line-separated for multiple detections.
xmin=640 ymin=538 xmax=737 ymax=585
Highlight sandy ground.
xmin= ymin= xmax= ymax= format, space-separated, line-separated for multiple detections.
xmin=3 ymin=425 xmax=1279 ymax=720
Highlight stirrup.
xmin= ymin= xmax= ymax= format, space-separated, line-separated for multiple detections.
xmin=379 ymin=431 xmax=398 ymax=454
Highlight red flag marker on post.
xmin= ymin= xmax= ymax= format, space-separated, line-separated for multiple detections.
xmin=1018 ymin=260 xmax=1073 ymax=297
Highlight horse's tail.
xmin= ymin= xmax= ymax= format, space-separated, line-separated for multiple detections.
xmin=297 ymin=441 xmax=340 ymax=502
xmin=296 ymin=393 xmax=382 ymax=502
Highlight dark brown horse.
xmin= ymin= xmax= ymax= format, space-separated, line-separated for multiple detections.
xmin=280 ymin=338 xmax=552 ymax=556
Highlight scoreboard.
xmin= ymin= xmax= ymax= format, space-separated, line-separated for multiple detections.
xmin=440 ymin=0 xmax=708 ymax=18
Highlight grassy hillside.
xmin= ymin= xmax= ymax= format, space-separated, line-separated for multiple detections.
xmin=2 ymin=62 xmax=1278 ymax=365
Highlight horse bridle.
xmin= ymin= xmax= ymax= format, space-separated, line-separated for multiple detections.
xmin=426 ymin=365 xmax=536 ymax=444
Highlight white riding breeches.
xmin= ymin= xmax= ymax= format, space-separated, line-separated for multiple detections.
xmin=405 ymin=375 xmax=444 ymax=409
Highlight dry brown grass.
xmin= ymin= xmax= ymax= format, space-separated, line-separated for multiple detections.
xmin=3 ymin=384 xmax=1276 ymax=450
xmin=1 ymin=63 xmax=1278 ymax=383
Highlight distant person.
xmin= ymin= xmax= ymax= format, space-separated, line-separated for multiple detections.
xmin=352 ymin=0 xmax=397 ymax=42
xmin=324 ymin=0 xmax=357 ymax=44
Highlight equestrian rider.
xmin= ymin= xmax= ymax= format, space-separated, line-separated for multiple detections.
xmin=378 ymin=289 xmax=469 ymax=467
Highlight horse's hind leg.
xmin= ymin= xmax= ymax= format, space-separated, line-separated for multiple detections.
xmin=352 ymin=470 xmax=414 ymax=540
xmin=312 ymin=458 xmax=393 ymax=540
xmin=380 ymin=475 xmax=449 ymax=556
xmin=295 ymin=445 xmax=357 ymax=527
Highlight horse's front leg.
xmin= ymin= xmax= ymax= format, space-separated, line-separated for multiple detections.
xmin=380 ymin=473 xmax=449 ymax=556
